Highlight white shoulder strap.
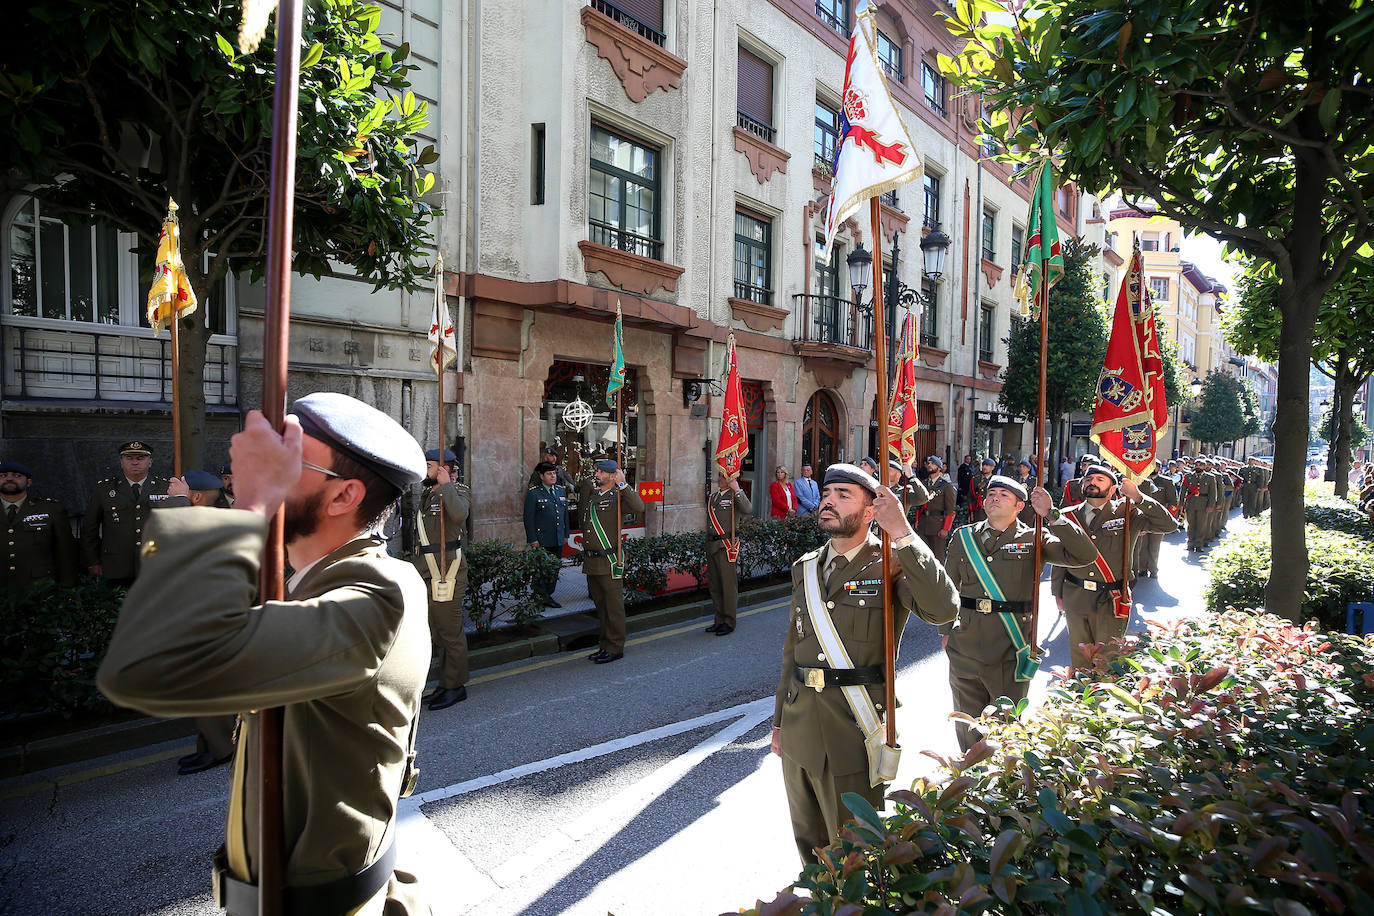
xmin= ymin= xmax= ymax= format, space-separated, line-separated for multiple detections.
xmin=799 ymin=552 xmax=882 ymax=741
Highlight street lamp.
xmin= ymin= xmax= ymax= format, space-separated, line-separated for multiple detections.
xmin=1174 ymin=376 xmax=1204 ymax=458
xmin=920 ymin=227 xmax=951 ymax=282
xmin=846 ymin=243 xmax=872 ymax=296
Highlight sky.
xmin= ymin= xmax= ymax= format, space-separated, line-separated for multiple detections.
xmin=1181 ymin=231 xmax=1241 ymax=290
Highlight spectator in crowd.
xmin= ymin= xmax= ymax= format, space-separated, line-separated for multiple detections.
xmin=1058 ymin=455 xmax=1074 ymax=489
xmin=769 ymin=466 xmax=796 ymax=519
xmin=956 ymin=454 xmax=975 ymax=506
xmin=792 ymin=464 xmax=820 ymax=517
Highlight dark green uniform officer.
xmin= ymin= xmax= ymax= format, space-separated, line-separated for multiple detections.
xmin=1050 ymin=464 xmax=1176 ymax=669
xmin=98 ymin=392 xmax=432 ymax=915
xmin=80 ymin=440 xmax=169 ymax=586
xmin=524 ymin=461 xmax=569 ymax=608
xmin=772 ymin=463 xmax=958 ymax=864
xmin=968 ymin=459 xmax=996 ymax=522
xmin=578 ymin=459 xmax=645 ymax=663
xmin=1 ymin=461 xmax=77 ymax=590
xmin=943 ymin=476 xmax=1096 ymax=751
xmin=413 ymin=448 xmax=470 ymax=711
xmin=705 ymin=473 xmax=751 ymax=635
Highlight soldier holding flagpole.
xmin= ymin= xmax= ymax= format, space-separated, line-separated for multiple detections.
xmin=707 ymin=334 xmax=751 ymax=636
xmin=772 ymin=2 xmax=957 ymax=865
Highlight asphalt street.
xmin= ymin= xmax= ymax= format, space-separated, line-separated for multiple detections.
xmin=0 ymin=512 xmax=1234 ymax=916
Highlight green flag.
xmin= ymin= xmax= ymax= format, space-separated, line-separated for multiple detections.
xmin=606 ymin=300 xmax=625 ymax=406
xmin=1016 ymin=160 xmax=1065 ymax=315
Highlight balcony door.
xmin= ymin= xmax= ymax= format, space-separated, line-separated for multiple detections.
xmin=802 ymin=389 xmax=839 ymax=480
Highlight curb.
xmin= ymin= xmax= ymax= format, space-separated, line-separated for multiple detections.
xmin=1 ymin=581 xmax=793 ymax=780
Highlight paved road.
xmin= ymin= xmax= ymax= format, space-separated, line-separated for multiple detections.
xmin=0 ymin=512 xmax=1241 ymax=916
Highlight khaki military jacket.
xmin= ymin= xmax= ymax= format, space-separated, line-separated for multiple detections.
xmin=1141 ymin=475 xmax=1180 ymax=518
xmin=1050 ymin=494 xmax=1177 ymax=596
xmin=577 ymin=479 xmax=645 ymax=576
xmin=915 ymin=476 xmax=957 ymax=536
xmin=773 ymin=531 xmax=958 ymax=776
xmin=1181 ymin=471 xmax=1211 ymax=511
xmin=411 ymin=481 xmax=470 ymax=583
xmin=1239 ymin=466 xmax=1259 ymax=497
xmin=705 ymin=488 xmax=751 ymax=557
xmin=1014 ymin=476 xmax=1039 ymax=526
xmin=97 ymin=507 xmax=430 ymax=912
xmin=80 ymin=476 xmax=169 ymax=579
xmin=3 ymin=495 xmax=77 ymax=589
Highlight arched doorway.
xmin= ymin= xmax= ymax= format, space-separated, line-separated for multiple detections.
xmin=802 ymin=390 xmax=840 ymax=479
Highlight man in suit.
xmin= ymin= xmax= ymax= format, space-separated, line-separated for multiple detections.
xmin=1051 ymin=464 xmax=1176 ymax=669
xmin=705 ymin=472 xmax=751 ymax=636
xmin=524 ymin=460 xmax=569 ymax=608
xmin=1 ymin=460 xmax=77 ymax=590
xmin=98 ymin=392 xmax=431 ymax=915
xmin=793 ymin=464 xmax=821 ymax=518
xmin=943 ymin=476 xmax=1097 ymax=751
xmin=81 ymin=440 xmax=169 ymax=587
xmin=162 ymin=469 xmax=238 ymax=776
xmin=771 ymin=463 xmax=958 ymax=864
xmin=413 ymin=448 xmax=470 ymax=711
xmin=578 ymin=459 xmax=645 ymax=664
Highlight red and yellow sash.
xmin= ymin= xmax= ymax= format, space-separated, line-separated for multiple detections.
xmin=707 ymin=493 xmax=739 ymax=562
xmin=1062 ymin=506 xmax=1132 ymax=620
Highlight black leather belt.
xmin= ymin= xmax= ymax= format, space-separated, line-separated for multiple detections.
xmin=214 ymin=842 xmax=395 ymax=916
xmin=708 ymin=532 xmax=734 ymax=541
xmin=794 ymin=664 xmax=884 ymax=690
xmin=417 ymin=539 xmax=461 ymax=555
xmin=960 ymin=596 xmax=1031 ymax=614
xmin=583 ymin=547 xmax=611 ymax=558
xmin=1065 ymin=571 xmax=1123 ymax=591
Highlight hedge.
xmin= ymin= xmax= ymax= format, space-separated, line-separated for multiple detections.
xmin=0 ymin=578 xmax=127 ymax=716
xmin=1205 ymin=495 xmax=1374 ymax=631
xmin=733 ymin=611 xmax=1374 ymax=915
xmin=463 ymin=540 xmax=560 ymax=633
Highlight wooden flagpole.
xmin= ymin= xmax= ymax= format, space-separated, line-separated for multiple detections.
xmin=257 ymin=0 xmax=304 ymax=912
xmin=870 ymin=198 xmax=896 ymax=747
xmin=435 ymin=256 xmax=447 ymax=577
xmin=1030 ymin=180 xmax=1050 ymax=662
xmin=170 ymin=297 xmax=182 ymax=478
xmin=616 ymin=389 xmax=623 ymax=570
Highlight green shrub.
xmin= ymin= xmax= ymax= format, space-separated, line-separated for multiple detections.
xmin=462 ymin=540 xmax=559 ymax=634
xmin=734 ymin=612 xmax=1374 ymax=915
xmin=737 ymin=515 xmax=825 ymax=578
xmin=1206 ymin=499 xmax=1374 ymax=630
xmin=0 ymin=578 xmax=127 ymax=716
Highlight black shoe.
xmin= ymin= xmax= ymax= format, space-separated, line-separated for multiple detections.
xmin=705 ymin=623 xmax=724 ymax=634
xmin=177 ymin=751 xmax=232 ymax=776
xmin=543 ymin=598 xmax=562 ymax=608
xmin=592 ymin=651 xmax=623 ymax=664
xmin=714 ymin=624 xmax=735 ymax=636
xmin=177 ymin=751 xmax=201 ymax=768
xmin=588 ymin=650 xmax=607 ymax=661
xmin=427 ymin=686 xmax=468 ymax=711
xmin=422 ymin=686 xmax=442 ymax=703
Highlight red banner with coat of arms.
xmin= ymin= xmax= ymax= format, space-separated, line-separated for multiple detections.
xmin=715 ymin=334 xmax=748 ymax=482
xmin=886 ymin=312 xmax=918 ymax=464
xmin=1090 ymin=242 xmax=1168 ymax=482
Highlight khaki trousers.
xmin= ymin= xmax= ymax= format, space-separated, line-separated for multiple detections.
xmin=195 ymin=714 xmax=237 ymax=758
xmin=587 ymin=572 xmax=627 ymax=654
xmin=1186 ymin=508 xmax=1206 ymax=549
xmin=946 ymin=614 xmax=1032 ymax=753
xmin=706 ymin=546 xmax=738 ymax=627
xmin=426 ymin=576 xmax=470 ymax=688
xmin=1063 ymin=585 xmax=1130 ymax=669
xmin=782 ymin=754 xmax=885 ymax=865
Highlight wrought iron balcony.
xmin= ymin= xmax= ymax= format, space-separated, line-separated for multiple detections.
xmin=733 ymin=280 xmax=772 ymax=306
xmin=588 ymin=220 xmax=664 ymax=261
xmin=792 ymin=294 xmax=873 ymax=353
xmin=736 ymin=110 xmax=777 ymax=144
xmin=589 ymin=0 xmax=666 ymax=46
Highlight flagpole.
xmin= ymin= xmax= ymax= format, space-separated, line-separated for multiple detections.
xmin=170 ymin=294 xmax=182 ymax=478
xmin=435 ymin=257 xmax=447 ymax=577
xmin=870 ymin=199 xmax=896 ymax=748
xmin=257 ymin=1 xmax=304 ymax=912
xmin=1030 ymin=168 xmax=1050 ymax=665
xmin=616 ymin=388 xmax=623 ymax=572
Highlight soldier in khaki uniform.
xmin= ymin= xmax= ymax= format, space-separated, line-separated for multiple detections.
xmin=1062 ymin=454 xmax=1095 ymax=506
xmin=1181 ymin=459 xmax=1212 ymax=552
xmin=1051 ymin=464 xmax=1177 ymax=669
xmin=98 ymin=392 xmax=431 ymax=915
xmin=1014 ymin=460 xmax=1039 ymax=526
xmin=968 ymin=457 xmax=996 ymax=522
xmin=413 ymin=448 xmax=470 ymax=711
xmin=80 ymin=440 xmax=169 ymax=586
xmin=771 ymin=463 xmax=958 ymax=864
xmin=1 ymin=460 xmax=77 ymax=590
xmin=943 ymin=476 xmax=1096 ymax=751
xmin=705 ymin=472 xmax=751 ymax=636
xmin=914 ymin=456 xmax=956 ymax=562
xmin=1133 ymin=461 xmax=1179 ymax=578
xmin=579 ymin=459 xmax=645 ymax=663
xmin=1259 ymin=460 xmax=1272 ymax=512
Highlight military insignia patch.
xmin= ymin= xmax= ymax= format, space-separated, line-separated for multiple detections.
xmin=1002 ymin=543 xmax=1032 ymax=555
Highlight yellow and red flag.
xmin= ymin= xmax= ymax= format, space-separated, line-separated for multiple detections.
xmin=886 ymin=311 xmax=918 ymax=464
xmin=146 ymin=199 xmax=198 ymax=336
xmin=714 ymin=334 xmax=748 ymax=482
xmin=1090 ymin=241 xmax=1168 ymax=482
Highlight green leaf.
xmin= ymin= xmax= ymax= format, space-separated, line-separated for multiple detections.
xmin=215 ymin=32 xmax=236 ymax=60
xmin=302 ymin=41 xmax=325 ymax=69
xmin=1318 ymin=88 xmax=1342 ymax=132
xmin=842 ymin=792 xmax=884 ymax=832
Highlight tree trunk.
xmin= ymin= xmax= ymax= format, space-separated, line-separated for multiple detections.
xmin=1265 ymin=149 xmax=1327 ymax=623
xmin=1335 ymin=365 xmax=1359 ymax=498
xmin=176 ymin=256 xmax=211 ymax=474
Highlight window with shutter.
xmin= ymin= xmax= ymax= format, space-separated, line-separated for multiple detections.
xmin=613 ymin=0 xmax=662 ymax=31
xmin=736 ymin=47 xmax=775 ymax=141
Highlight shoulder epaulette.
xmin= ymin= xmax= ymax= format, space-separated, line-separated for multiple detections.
xmin=795 ymin=546 xmax=825 ymax=565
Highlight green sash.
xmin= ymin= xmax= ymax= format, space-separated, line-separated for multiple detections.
xmin=956 ymin=527 xmax=1038 ymax=683
xmin=587 ymin=498 xmax=623 ymax=579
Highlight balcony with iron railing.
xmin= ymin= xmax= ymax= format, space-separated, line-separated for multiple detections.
xmin=736 ymin=110 xmax=777 ymax=145
xmin=733 ymin=280 xmax=772 ymax=307
xmin=588 ymin=220 xmax=664 ymax=262
xmin=792 ymin=293 xmax=873 ymax=358
xmin=589 ymin=0 xmax=666 ymax=46
xmin=2 ymin=319 xmax=237 ymax=406
xmin=879 ymin=189 xmax=900 ymax=209
xmin=814 ymin=2 xmax=847 ymax=35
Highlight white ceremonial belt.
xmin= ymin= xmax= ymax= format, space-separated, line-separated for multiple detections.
xmin=416 ymin=509 xmax=461 ymax=601
xmin=800 ymin=553 xmax=900 ymax=787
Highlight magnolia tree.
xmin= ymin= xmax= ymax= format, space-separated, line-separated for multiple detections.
xmin=940 ymin=0 xmax=1374 ymax=619
xmin=2 ymin=0 xmax=438 ymax=470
